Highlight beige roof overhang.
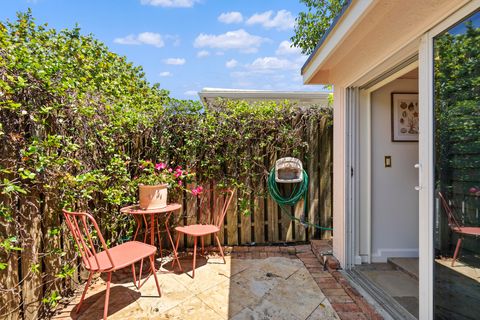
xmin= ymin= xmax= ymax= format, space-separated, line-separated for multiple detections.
xmin=302 ymin=0 xmax=470 ymax=86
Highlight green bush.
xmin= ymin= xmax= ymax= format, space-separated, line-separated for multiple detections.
xmin=0 ymin=11 xmax=331 ymax=316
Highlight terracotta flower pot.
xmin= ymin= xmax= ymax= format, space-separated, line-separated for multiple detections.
xmin=139 ymin=184 xmax=168 ymax=210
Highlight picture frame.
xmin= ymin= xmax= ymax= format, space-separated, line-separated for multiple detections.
xmin=391 ymin=93 xmax=419 ymax=142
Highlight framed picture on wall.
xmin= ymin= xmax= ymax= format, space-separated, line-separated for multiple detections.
xmin=391 ymin=93 xmax=419 ymax=142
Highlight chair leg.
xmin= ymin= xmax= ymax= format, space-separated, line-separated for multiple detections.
xmin=192 ymin=236 xmax=197 ymax=278
xmin=149 ymin=255 xmax=162 ymax=297
xmin=131 ymin=264 xmax=137 ymax=288
xmin=452 ymin=237 xmax=463 ymax=267
xmin=76 ymin=271 xmax=93 ymax=313
xmin=173 ymin=233 xmax=183 ymax=271
xmin=137 ymin=257 xmax=144 ymax=288
xmin=103 ymin=272 xmax=112 ymax=320
xmin=215 ymin=234 xmax=226 ymax=264
xmin=133 ymin=216 xmax=141 ymax=241
xmin=157 ymin=219 xmax=163 ymax=259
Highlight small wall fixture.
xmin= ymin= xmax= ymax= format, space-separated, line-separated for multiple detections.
xmin=385 ymin=156 xmax=392 ymax=168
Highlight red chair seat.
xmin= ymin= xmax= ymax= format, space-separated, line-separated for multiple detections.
xmin=454 ymin=227 xmax=480 ymax=237
xmin=86 ymin=241 xmax=156 ymax=271
xmin=175 ymin=224 xmax=220 ymax=237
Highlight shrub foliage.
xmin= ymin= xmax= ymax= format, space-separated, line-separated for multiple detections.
xmin=0 ymin=12 xmax=331 ymax=316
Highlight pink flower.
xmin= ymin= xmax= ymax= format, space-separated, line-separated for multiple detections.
xmin=191 ymin=186 xmax=204 ymax=196
xmin=155 ymin=162 xmax=167 ymax=170
xmin=174 ymin=171 xmax=182 ymax=178
xmin=133 ymin=176 xmax=138 ymax=180
xmin=178 ymin=180 xmax=183 ymax=186
xmin=168 ymin=168 xmax=173 ymax=173
xmin=469 ymin=187 xmax=478 ymax=194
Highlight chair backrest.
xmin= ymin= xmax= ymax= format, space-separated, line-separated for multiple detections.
xmin=438 ymin=192 xmax=462 ymax=230
xmin=62 ymin=209 xmax=115 ymax=271
xmin=196 ymin=188 xmax=235 ymax=228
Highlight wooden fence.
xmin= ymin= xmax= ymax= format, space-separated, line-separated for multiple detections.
xmin=174 ymin=117 xmax=333 ymax=249
xmin=0 ymin=116 xmax=332 ymax=320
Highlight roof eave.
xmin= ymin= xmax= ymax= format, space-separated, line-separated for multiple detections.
xmin=301 ymin=0 xmax=376 ymax=84
xmin=300 ymin=0 xmax=353 ymax=75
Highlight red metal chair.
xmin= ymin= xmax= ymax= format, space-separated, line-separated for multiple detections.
xmin=438 ymin=192 xmax=480 ymax=266
xmin=62 ymin=209 xmax=161 ymax=319
xmin=174 ymin=188 xmax=235 ymax=278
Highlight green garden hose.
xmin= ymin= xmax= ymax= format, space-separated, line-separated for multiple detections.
xmin=267 ymin=168 xmax=333 ymax=231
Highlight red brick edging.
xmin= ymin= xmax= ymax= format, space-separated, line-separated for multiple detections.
xmin=299 ymin=241 xmax=383 ymax=320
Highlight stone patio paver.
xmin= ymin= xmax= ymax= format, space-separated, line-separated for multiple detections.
xmin=54 ymin=242 xmax=386 ymax=320
xmin=54 ymin=251 xmax=340 ymax=320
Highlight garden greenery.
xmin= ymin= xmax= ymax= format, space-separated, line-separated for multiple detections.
xmin=0 ymin=12 xmax=331 ymax=316
xmin=434 ymin=21 xmax=480 ymax=224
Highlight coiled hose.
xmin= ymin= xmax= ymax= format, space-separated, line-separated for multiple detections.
xmin=267 ymin=168 xmax=333 ymax=231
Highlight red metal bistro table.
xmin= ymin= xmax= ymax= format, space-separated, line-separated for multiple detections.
xmin=121 ymin=203 xmax=182 ymax=279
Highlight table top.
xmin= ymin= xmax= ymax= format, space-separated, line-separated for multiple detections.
xmin=120 ymin=203 xmax=182 ymax=215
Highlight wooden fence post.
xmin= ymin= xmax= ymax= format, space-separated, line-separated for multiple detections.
xmin=307 ymin=117 xmax=320 ymax=239
xmin=19 ymin=192 xmax=43 ymax=320
xmin=226 ymin=189 xmax=238 ymax=246
xmin=319 ymin=117 xmax=333 ymax=239
xmin=267 ymin=151 xmax=279 ymax=242
xmin=0 ymin=194 xmax=21 ymax=320
xmin=42 ymin=194 xmax=62 ymax=302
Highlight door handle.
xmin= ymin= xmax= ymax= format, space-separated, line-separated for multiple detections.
xmin=414 ymin=163 xmax=421 ymax=191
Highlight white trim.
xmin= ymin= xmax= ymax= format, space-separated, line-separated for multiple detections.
xmin=371 ymin=248 xmax=419 ymax=263
xmin=419 ymin=3 xmax=480 ymax=319
xmin=366 ymin=61 xmax=419 ymax=93
xmin=345 ymin=87 xmax=360 ymax=270
xmin=358 ymin=89 xmax=372 ymax=264
xmin=427 ymin=1 xmax=480 ymax=36
xmin=302 ymin=0 xmax=375 ymax=83
xmin=418 ymin=31 xmax=434 ymax=320
xmin=198 ymin=88 xmax=330 ymax=106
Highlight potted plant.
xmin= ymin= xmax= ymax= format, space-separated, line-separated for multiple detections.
xmin=134 ymin=160 xmax=194 ymax=210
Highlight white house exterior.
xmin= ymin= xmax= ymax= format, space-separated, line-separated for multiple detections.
xmin=198 ymin=88 xmax=330 ymax=108
xmin=302 ymin=1 xmax=480 ymax=319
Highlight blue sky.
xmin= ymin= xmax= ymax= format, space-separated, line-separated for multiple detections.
xmin=1 ymin=0 xmax=323 ymax=100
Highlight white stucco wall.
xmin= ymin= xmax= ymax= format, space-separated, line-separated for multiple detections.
xmin=371 ymin=78 xmax=419 ymax=262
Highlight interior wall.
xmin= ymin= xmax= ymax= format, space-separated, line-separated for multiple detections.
xmin=371 ymin=78 xmax=419 ymax=262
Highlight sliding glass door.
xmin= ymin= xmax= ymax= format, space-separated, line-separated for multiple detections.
xmin=433 ymin=9 xmax=480 ymax=319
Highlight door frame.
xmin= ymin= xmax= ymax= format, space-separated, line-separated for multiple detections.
xmin=418 ymin=2 xmax=480 ymax=319
xmin=357 ymin=61 xmax=419 ymax=265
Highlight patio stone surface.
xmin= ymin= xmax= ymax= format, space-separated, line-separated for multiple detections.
xmin=53 ymin=253 xmax=340 ymax=320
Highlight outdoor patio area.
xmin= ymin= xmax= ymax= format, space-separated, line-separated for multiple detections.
xmin=50 ymin=243 xmax=378 ymax=320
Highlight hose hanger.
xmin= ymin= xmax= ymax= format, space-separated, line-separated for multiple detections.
xmin=267 ymin=157 xmax=333 ymax=231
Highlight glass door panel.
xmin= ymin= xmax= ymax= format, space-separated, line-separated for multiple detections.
xmin=433 ymin=10 xmax=480 ymax=320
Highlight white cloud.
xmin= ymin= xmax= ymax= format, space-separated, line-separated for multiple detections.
xmin=246 ymin=10 xmax=295 ymax=31
xmin=164 ymin=58 xmax=186 ymax=65
xmin=140 ymin=0 xmax=198 ymax=8
xmin=184 ymin=90 xmax=198 ymax=96
xmin=159 ymin=71 xmax=172 ymax=77
xmin=197 ymin=50 xmax=210 ymax=58
xmin=276 ymin=40 xmax=302 ymax=56
xmin=114 ymin=32 xmax=164 ymax=48
xmin=218 ymin=12 xmax=243 ymax=24
xmin=248 ymin=56 xmax=297 ymax=71
xmin=225 ymin=59 xmax=238 ymax=68
xmin=165 ymin=34 xmax=181 ymax=46
xmin=194 ymin=29 xmax=267 ymax=53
